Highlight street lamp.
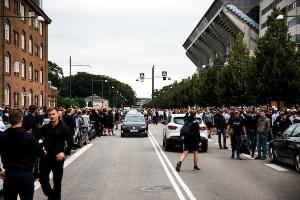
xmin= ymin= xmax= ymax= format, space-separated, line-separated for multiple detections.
xmin=91 ymin=78 xmax=108 ymax=108
xmin=276 ymin=14 xmax=299 ymax=20
xmin=69 ymin=56 xmax=91 ymax=107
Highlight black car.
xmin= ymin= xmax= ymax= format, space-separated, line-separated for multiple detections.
xmin=121 ymin=114 xmax=148 ymax=137
xmin=269 ymin=123 xmax=300 ymax=173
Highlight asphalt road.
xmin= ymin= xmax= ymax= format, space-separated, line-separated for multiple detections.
xmin=29 ymin=124 xmax=300 ymax=200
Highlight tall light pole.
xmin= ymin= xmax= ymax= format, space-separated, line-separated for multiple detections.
xmin=69 ymin=56 xmax=91 ymax=107
xmin=276 ymin=14 xmax=299 ymax=20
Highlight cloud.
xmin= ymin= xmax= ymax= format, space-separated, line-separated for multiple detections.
xmin=44 ymin=0 xmax=214 ymax=98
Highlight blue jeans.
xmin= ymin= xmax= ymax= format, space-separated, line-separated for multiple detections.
xmin=257 ymin=132 xmax=268 ymax=158
xmin=3 ymin=170 xmax=34 ymax=200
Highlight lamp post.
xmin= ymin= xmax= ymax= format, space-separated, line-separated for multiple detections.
xmin=91 ymin=78 xmax=107 ymax=108
xmin=276 ymin=14 xmax=299 ymax=20
xmin=69 ymin=56 xmax=91 ymax=107
xmin=1 ymin=12 xmax=45 ymax=106
xmin=109 ymin=86 xmax=114 ymax=107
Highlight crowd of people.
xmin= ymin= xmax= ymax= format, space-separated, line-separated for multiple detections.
xmin=0 ymin=105 xmax=124 ymax=200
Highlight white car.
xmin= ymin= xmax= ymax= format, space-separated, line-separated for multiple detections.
xmin=162 ymin=114 xmax=209 ymax=152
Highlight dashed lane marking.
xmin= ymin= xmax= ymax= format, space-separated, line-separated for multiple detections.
xmin=265 ymin=164 xmax=288 ymax=172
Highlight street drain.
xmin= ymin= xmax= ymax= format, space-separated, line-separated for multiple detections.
xmin=138 ymin=185 xmax=173 ymax=192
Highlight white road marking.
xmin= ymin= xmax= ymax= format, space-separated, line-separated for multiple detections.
xmin=148 ymin=133 xmax=186 ymax=200
xmin=265 ymin=164 xmax=288 ymax=172
xmin=34 ymin=144 xmax=93 ymax=191
xmin=149 ymin=131 xmax=197 ymax=200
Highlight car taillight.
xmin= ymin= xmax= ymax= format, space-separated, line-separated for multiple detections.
xmin=199 ymin=126 xmax=207 ymax=131
xmin=168 ymin=125 xmax=177 ymax=130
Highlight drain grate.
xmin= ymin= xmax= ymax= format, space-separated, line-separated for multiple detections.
xmin=138 ymin=185 xmax=173 ymax=192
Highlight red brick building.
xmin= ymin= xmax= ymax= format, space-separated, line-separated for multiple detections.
xmin=0 ymin=0 xmax=54 ymax=109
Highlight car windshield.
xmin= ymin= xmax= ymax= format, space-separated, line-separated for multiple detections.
xmin=173 ymin=117 xmax=203 ymax=125
xmin=173 ymin=117 xmax=185 ymax=125
xmin=125 ymin=115 xmax=145 ymax=122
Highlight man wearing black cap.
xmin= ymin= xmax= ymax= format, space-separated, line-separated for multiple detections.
xmin=23 ymin=105 xmax=43 ymax=139
xmin=227 ymin=110 xmax=246 ymax=159
xmin=214 ymin=109 xmax=227 ymax=149
xmin=0 ymin=110 xmax=45 ymax=200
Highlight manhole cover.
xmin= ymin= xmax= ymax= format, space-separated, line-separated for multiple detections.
xmin=138 ymin=185 xmax=173 ymax=192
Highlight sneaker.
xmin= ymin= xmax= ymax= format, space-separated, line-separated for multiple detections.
xmin=255 ymin=156 xmax=261 ymax=160
xmin=261 ymin=157 xmax=266 ymax=160
xmin=237 ymin=157 xmax=242 ymax=160
xmin=176 ymin=162 xmax=182 ymax=172
xmin=223 ymin=146 xmax=228 ymax=149
xmin=231 ymin=154 xmax=234 ymax=159
xmin=194 ymin=165 xmax=200 ymax=171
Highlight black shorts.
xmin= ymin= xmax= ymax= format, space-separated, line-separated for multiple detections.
xmin=206 ymin=122 xmax=213 ymax=129
xmin=183 ymin=140 xmax=199 ymax=152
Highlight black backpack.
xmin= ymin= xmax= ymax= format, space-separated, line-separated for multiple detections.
xmin=180 ymin=121 xmax=192 ymax=137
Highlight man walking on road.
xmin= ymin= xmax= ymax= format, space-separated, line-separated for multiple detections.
xmin=39 ymin=107 xmax=73 ymax=200
xmin=176 ymin=111 xmax=201 ymax=172
xmin=0 ymin=110 xmax=45 ymax=200
xmin=214 ymin=109 xmax=227 ymax=149
xmin=227 ymin=110 xmax=246 ymax=160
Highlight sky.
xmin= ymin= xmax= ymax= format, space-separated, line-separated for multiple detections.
xmin=43 ymin=0 xmax=214 ymax=98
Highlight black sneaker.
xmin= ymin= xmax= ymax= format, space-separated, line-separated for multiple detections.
xmin=194 ymin=165 xmax=200 ymax=171
xmin=255 ymin=156 xmax=261 ymax=160
xmin=237 ymin=157 xmax=242 ymax=160
xmin=176 ymin=162 xmax=182 ymax=172
xmin=231 ymin=154 xmax=234 ymax=159
xmin=223 ymin=146 xmax=228 ymax=149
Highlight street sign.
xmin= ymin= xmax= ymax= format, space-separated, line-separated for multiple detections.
xmin=162 ymin=71 xmax=167 ymax=77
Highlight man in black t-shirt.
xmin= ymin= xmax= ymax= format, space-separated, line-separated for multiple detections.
xmin=227 ymin=110 xmax=246 ymax=160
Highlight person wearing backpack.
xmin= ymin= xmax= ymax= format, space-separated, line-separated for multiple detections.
xmin=176 ymin=111 xmax=201 ymax=172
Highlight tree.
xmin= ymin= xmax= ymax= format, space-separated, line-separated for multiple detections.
xmin=254 ymin=7 xmax=300 ymax=104
xmin=217 ymin=33 xmax=252 ymax=106
xmin=48 ymin=61 xmax=64 ymax=88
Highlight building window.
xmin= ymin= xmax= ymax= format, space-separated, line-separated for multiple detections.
xmin=40 ymin=45 xmax=43 ymax=59
xmin=14 ymin=92 xmax=19 ymax=107
xmin=14 ymin=61 xmax=20 ymax=74
xmin=35 ymin=44 xmax=39 ymax=56
xmin=14 ymin=31 xmax=19 ymax=47
xmin=21 ymin=32 xmax=26 ymax=50
xmin=40 ymin=69 xmax=43 ymax=83
xmin=21 ymin=88 xmax=26 ymax=107
xmin=40 ymin=92 xmax=43 ymax=107
xmin=4 ymin=85 xmax=11 ymax=106
xmin=29 ymin=90 xmax=33 ymax=106
xmin=28 ymin=10 xmax=33 ymax=27
xmin=35 ymin=70 xmax=38 ymax=82
xmin=5 ymin=53 xmax=11 ymax=73
xmin=5 ymin=0 xmax=9 ymax=8
xmin=39 ymin=22 xmax=43 ymax=35
xmin=35 ymin=95 xmax=38 ymax=106
xmin=14 ymin=0 xmax=20 ymax=14
xmin=5 ymin=21 xmax=10 ymax=41
xmin=29 ymin=64 xmax=33 ymax=80
xmin=21 ymin=59 xmax=26 ymax=79
xmin=29 ymin=36 xmax=33 ymax=54
xmin=20 ymin=2 xmax=25 ymax=21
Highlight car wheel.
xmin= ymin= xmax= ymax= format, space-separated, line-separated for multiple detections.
xmin=269 ymin=146 xmax=276 ymax=163
xmin=295 ymin=154 xmax=300 ymax=173
xmin=165 ymin=139 xmax=171 ymax=151
xmin=121 ymin=133 xmax=125 ymax=137
xmin=144 ymin=133 xmax=148 ymax=137
xmin=163 ymin=138 xmax=166 ymax=147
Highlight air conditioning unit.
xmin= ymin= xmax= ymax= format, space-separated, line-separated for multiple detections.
xmin=14 ymin=61 xmax=20 ymax=73
xmin=29 ymin=12 xmax=35 ymax=17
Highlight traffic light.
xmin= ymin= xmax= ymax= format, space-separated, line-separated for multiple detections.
xmin=163 ymin=77 xmax=166 ymax=80
xmin=140 ymin=73 xmax=145 ymax=82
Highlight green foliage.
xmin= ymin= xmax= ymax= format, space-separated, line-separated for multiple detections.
xmin=48 ymin=61 xmax=64 ymax=88
xmin=253 ymin=7 xmax=300 ymax=104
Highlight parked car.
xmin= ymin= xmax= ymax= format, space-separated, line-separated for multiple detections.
xmin=121 ymin=114 xmax=148 ymax=137
xmin=162 ymin=114 xmax=208 ymax=152
xmin=269 ymin=123 xmax=300 ymax=173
